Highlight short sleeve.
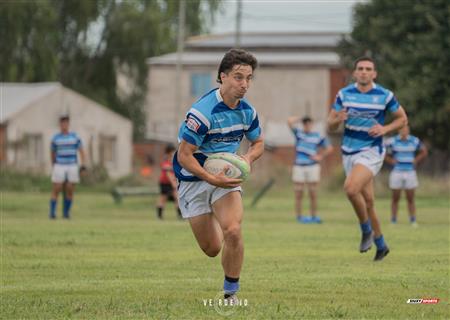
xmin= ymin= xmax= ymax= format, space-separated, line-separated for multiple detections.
xmin=244 ymin=108 xmax=261 ymax=142
xmin=386 ymin=91 xmax=400 ymax=113
xmin=51 ymin=138 xmax=57 ymax=152
xmin=181 ymin=109 xmax=210 ymax=146
xmin=332 ymin=90 xmax=344 ymax=111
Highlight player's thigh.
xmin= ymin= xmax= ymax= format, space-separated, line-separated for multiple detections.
xmin=405 ymin=171 xmax=418 ymax=190
xmin=307 ymin=182 xmax=318 ymax=192
xmin=405 ymin=189 xmax=415 ymax=202
xmin=67 ymin=165 xmax=80 ymax=183
xmin=212 ymin=191 xmax=243 ymax=230
xmin=188 ymin=213 xmax=222 ymax=249
xmin=391 ymin=189 xmax=402 ymax=201
xmin=389 ymin=171 xmax=404 ymax=190
xmin=64 ymin=182 xmax=75 ymax=195
xmin=52 ymin=183 xmax=64 ymax=194
xmin=344 ymin=164 xmax=373 ymax=195
xmin=294 ymin=182 xmax=305 ymax=192
xmin=51 ymin=165 xmax=66 ymax=183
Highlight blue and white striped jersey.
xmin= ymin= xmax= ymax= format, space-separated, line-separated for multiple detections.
xmin=174 ymin=88 xmax=262 ymax=181
xmin=291 ymin=128 xmax=330 ymax=166
xmin=385 ymin=135 xmax=422 ymax=171
xmin=51 ymin=132 xmax=82 ymax=165
xmin=332 ymin=83 xmax=400 ymax=155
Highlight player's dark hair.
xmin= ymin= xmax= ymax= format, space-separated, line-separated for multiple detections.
xmin=353 ymin=56 xmax=376 ymax=70
xmin=302 ymin=116 xmax=312 ymax=124
xmin=165 ymin=144 xmax=175 ymax=154
xmin=217 ymin=49 xmax=258 ymax=84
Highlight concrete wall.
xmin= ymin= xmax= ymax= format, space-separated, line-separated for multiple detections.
xmin=146 ymin=65 xmax=333 ymax=146
xmin=5 ymin=88 xmax=133 ymax=178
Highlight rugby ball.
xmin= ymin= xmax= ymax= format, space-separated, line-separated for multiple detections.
xmin=204 ymin=153 xmax=250 ymax=181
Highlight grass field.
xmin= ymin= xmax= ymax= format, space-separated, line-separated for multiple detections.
xmin=1 ymin=188 xmax=449 ymax=319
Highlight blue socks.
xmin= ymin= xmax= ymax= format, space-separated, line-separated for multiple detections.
xmin=49 ymin=199 xmax=57 ymax=218
xmin=224 ymin=276 xmax=239 ymax=296
xmin=410 ymin=216 xmax=416 ymax=223
xmin=360 ymin=220 xmax=372 ymax=234
xmin=374 ymin=235 xmax=387 ymax=250
xmin=63 ymin=198 xmax=72 ymax=218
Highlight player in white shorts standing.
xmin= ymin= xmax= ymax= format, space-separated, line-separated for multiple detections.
xmin=49 ymin=115 xmax=86 ymax=219
xmin=174 ymin=49 xmax=264 ymax=300
xmin=384 ymin=125 xmax=427 ymax=226
xmin=327 ymin=56 xmax=407 ymax=261
xmin=287 ymin=116 xmax=333 ymax=224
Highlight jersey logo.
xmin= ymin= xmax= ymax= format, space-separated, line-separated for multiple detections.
xmin=186 ymin=116 xmax=201 ymax=132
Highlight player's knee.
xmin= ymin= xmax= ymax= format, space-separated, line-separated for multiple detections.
xmin=344 ymin=182 xmax=359 ymax=198
xmin=223 ymin=225 xmax=242 ymax=246
xmin=202 ymin=243 xmax=221 ymax=257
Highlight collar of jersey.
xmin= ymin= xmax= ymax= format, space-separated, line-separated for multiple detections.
xmin=215 ymin=88 xmax=243 ymax=110
xmin=353 ymin=82 xmax=377 ymax=93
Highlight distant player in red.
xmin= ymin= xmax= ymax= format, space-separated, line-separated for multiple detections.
xmin=157 ymin=144 xmax=181 ymax=219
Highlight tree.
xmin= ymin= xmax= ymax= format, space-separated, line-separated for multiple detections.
xmin=338 ymin=0 xmax=450 ymax=151
xmin=0 ymin=0 xmax=221 ymax=139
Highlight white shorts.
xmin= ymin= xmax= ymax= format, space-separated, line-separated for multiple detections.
xmin=389 ymin=170 xmax=418 ymax=190
xmin=51 ymin=164 xmax=80 ymax=183
xmin=292 ymin=164 xmax=320 ymax=183
xmin=343 ymin=147 xmax=385 ymax=177
xmin=177 ymin=180 xmax=242 ymax=219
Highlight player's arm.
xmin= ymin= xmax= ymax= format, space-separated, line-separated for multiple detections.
xmin=51 ymin=140 xmax=56 ymax=165
xmin=177 ymin=140 xmax=242 ymax=188
xmin=327 ymin=108 xmax=347 ymax=132
xmin=242 ymin=136 xmax=264 ymax=166
xmin=414 ymin=144 xmax=428 ymax=166
xmin=369 ymin=106 xmax=408 ymax=137
xmin=311 ymin=143 xmax=333 ymax=162
xmin=384 ymin=154 xmax=396 ymax=166
xmin=287 ymin=116 xmax=300 ymax=130
xmin=166 ymin=170 xmax=178 ymax=189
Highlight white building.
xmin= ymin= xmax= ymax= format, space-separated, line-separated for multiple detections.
xmin=0 ymin=82 xmax=133 ymax=178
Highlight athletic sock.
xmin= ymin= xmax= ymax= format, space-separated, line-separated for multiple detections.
xmin=374 ymin=235 xmax=387 ymax=250
xmin=63 ymin=198 xmax=72 ymax=218
xmin=360 ymin=220 xmax=372 ymax=234
xmin=49 ymin=199 xmax=57 ymax=218
xmin=224 ymin=275 xmax=240 ymax=297
xmin=410 ymin=216 xmax=416 ymax=223
xmin=157 ymin=207 xmax=163 ymax=219
xmin=391 ymin=216 xmax=397 ymax=223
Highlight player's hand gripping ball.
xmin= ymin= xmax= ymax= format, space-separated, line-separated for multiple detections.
xmin=204 ymin=153 xmax=250 ymax=181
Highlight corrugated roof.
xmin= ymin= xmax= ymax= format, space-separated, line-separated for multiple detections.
xmin=147 ymin=51 xmax=340 ymax=66
xmin=186 ymin=32 xmax=344 ymax=49
xmin=0 ymin=82 xmax=61 ymax=123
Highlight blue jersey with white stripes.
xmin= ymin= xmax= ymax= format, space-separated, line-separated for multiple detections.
xmin=332 ymin=83 xmax=400 ymax=154
xmin=291 ymin=128 xmax=330 ymax=166
xmin=51 ymin=132 xmax=82 ymax=165
xmin=385 ymin=135 xmax=422 ymax=171
xmin=174 ymin=88 xmax=262 ymax=181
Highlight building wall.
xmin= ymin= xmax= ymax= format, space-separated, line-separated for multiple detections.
xmin=0 ymin=125 xmax=6 ymax=164
xmin=5 ymin=88 xmax=133 ymax=178
xmin=146 ymin=65 xmax=332 ymax=145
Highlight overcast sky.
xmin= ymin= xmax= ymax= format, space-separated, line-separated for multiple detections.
xmin=210 ymin=0 xmax=366 ymax=34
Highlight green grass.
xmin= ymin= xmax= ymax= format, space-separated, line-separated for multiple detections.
xmin=1 ymin=189 xmax=449 ymax=319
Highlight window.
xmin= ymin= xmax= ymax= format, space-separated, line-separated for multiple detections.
xmin=24 ymin=134 xmax=43 ymax=166
xmin=190 ymin=73 xmax=212 ymax=98
xmin=99 ymin=135 xmax=117 ymax=169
